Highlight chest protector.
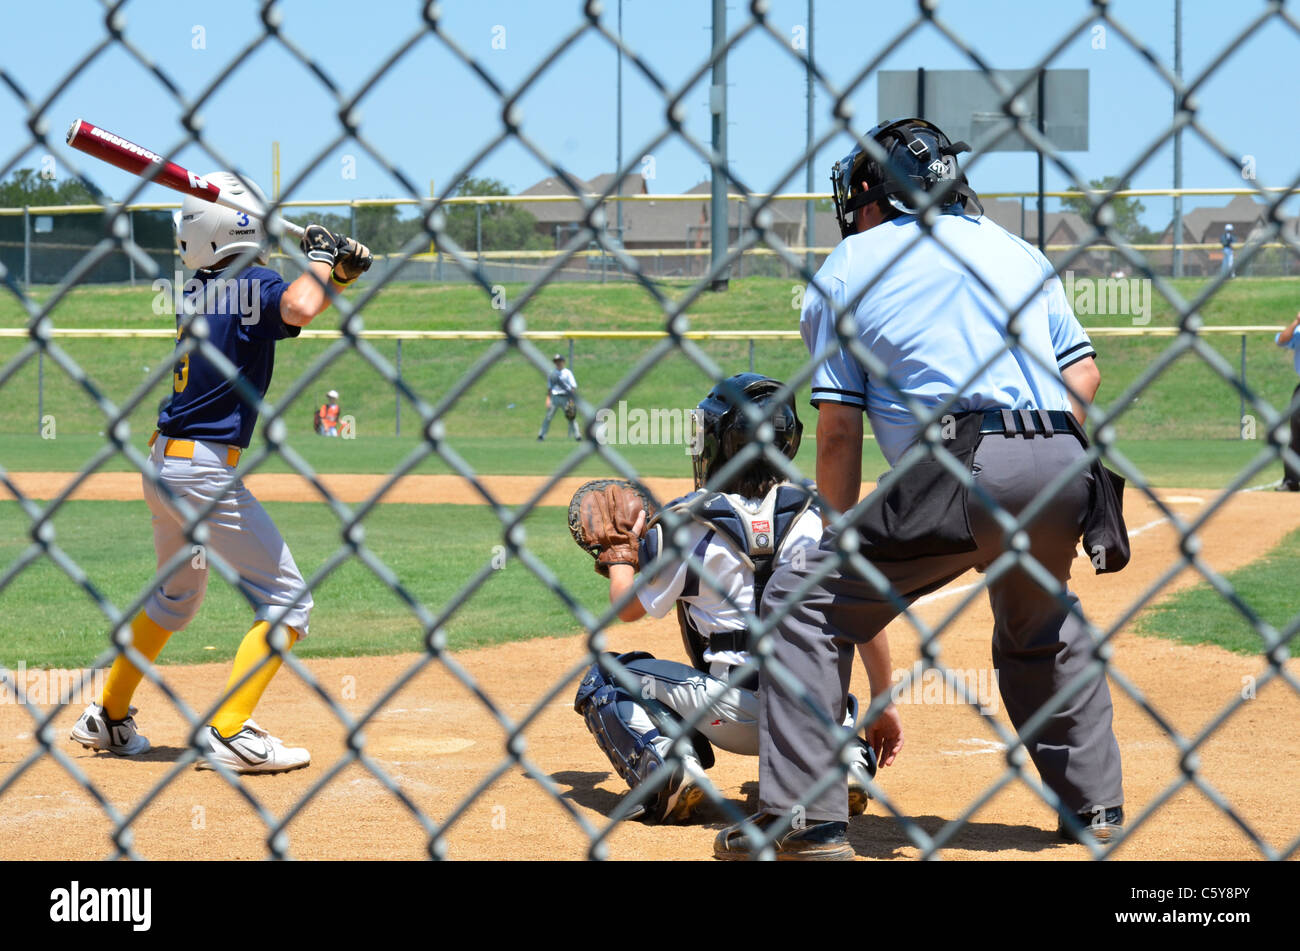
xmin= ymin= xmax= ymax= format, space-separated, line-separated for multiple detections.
xmin=638 ymin=482 xmax=817 ymax=673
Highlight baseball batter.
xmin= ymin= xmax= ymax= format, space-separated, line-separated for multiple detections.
xmin=572 ymin=375 xmax=876 ymax=824
xmin=716 ymin=118 xmax=1125 ymax=859
xmin=70 ymin=171 xmax=371 ymax=773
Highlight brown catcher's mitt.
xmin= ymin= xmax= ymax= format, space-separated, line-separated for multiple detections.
xmin=563 ymin=398 xmax=577 ymax=421
xmin=568 ymin=479 xmax=655 ymax=576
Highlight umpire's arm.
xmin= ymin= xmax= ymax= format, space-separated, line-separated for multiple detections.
xmin=1061 ymin=356 xmax=1101 ymax=425
xmin=815 ymin=403 xmax=863 ymax=516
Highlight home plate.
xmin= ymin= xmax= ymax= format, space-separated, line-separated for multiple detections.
xmin=1158 ymin=496 xmax=1204 ymax=505
xmin=940 ymin=738 xmax=1005 ymax=756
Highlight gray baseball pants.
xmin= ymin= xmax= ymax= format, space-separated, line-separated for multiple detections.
xmin=758 ymin=432 xmax=1124 ymax=822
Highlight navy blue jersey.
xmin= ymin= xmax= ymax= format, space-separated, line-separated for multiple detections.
xmin=157 ymin=264 xmax=300 ymax=447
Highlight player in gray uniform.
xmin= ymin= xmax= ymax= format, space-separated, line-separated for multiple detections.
xmin=574 ymin=374 xmax=876 ymax=824
xmin=538 ymin=353 xmax=579 ymax=440
xmin=715 ymin=118 xmax=1125 ymax=860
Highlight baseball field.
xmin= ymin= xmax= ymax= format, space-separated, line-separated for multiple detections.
xmin=2 ymin=275 xmax=1298 ymax=860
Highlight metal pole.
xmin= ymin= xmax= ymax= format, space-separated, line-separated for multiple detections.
xmin=1036 ymin=70 xmax=1046 ymax=253
xmin=916 ymin=65 xmax=925 ymax=118
xmin=476 ymin=203 xmax=483 ymax=264
xmin=568 ymin=337 xmax=574 ymax=367
xmin=1240 ymin=334 xmax=1246 ymax=438
xmin=1172 ymin=0 xmax=1184 ymax=278
xmin=128 ymin=209 xmax=136 ymax=287
xmin=23 ymin=206 xmax=30 ymax=289
xmin=804 ymin=0 xmax=815 ymax=273
xmin=748 ymin=338 xmax=755 ymax=374
xmin=709 ymin=0 xmax=729 ymax=292
xmin=37 ymin=349 xmax=43 ymax=433
xmin=395 ymin=338 xmax=403 ymax=437
xmin=616 ymin=0 xmax=623 ymax=253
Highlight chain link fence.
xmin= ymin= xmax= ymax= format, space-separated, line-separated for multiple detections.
xmin=2 ymin=0 xmax=1299 ymax=862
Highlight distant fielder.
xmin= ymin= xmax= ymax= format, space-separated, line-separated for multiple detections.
xmin=538 ymin=353 xmax=579 ymax=441
xmin=71 ymin=171 xmax=371 ymax=773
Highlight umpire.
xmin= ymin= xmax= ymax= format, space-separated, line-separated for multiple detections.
xmin=716 ymin=118 xmax=1125 ymax=860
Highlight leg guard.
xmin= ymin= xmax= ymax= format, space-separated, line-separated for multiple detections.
xmin=574 ymin=652 xmax=707 ymax=824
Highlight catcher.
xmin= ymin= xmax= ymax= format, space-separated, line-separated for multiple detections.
xmin=570 ymin=374 xmax=877 ymax=824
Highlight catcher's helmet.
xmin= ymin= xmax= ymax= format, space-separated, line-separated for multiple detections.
xmin=692 ymin=373 xmax=802 ymax=491
xmin=174 ymin=171 xmax=271 ymax=271
xmin=830 ymin=117 xmax=982 ymax=239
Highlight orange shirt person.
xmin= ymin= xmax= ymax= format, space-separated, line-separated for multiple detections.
xmin=315 ymin=389 xmax=341 ymax=436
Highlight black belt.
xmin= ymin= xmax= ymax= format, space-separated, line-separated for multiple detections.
xmin=709 ymin=629 xmax=749 ymax=653
xmin=978 ymin=408 xmax=1075 ymax=438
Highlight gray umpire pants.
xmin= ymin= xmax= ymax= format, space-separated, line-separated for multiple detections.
xmin=1285 ymin=382 xmax=1300 ymax=487
xmin=758 ymin=432 xmax=1124 ymax=822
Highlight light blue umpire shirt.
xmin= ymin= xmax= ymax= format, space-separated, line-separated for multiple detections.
xmin=800 ymin=211 xmax=1096 ymax=466
xmin=1275 ymin=329 xmax=1300 ymax=376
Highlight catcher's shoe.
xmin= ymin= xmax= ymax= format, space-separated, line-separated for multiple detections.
xmin=195 ymin=720 xmax=310 ymax=774
xmin=714 ymin=813 xmax=853 ymax=861
xmin=70 ymin=703 xmax=150 ymax=756
xmin=847 ymin=737 xmax=878 ymax=817
xmin=645 ymin=756 xmax=707 ymax=825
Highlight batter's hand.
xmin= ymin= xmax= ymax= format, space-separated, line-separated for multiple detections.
xmin=333 ymin=236 xmax=373 ymax=284
xmin=300 ymin=224 xmax=343 ymax=266
xmin=865 ymin=703 xmax=903 ymax=767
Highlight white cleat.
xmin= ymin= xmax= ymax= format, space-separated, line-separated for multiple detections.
xmin=70 ymin=704 xmax=151 ymax=756
xmin=195 ymin=719 xmax=310 ymax=774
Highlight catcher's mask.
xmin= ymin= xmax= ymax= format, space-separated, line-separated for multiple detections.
xmin=830 ymin=117 xmax=982 ymax=239
xmin=692 ymin=373 xmax=802 ymax=491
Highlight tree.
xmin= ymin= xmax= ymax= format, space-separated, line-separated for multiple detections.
xmin=440 ymin=176 xmax=547 ymax=253
xmin=0 ymin=167 xmax=98 ymax=207
xmin=1060 ymin=175 xmax=1156 ymax=245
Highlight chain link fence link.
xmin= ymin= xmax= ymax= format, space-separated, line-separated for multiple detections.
xmin=2 ymin=0 xmax=1299 ymax=861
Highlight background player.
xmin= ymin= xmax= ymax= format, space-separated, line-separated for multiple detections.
xmin=70 ymin=171 xmax=371 ymax=773
xmin=573 ymin=374 xmax=876 ymax=823
xmin=538 ymin=353 xmax=579 ymax=440
xmin=314 ymin=388 xmax=341 ymax=436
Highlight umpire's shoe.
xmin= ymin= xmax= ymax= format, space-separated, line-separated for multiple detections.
xmin=1058 ymin=806 xmax=1124 ymax=845
xmin=713 ymin=813 xmax=853 ymax=861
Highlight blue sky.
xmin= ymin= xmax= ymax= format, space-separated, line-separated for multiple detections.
xmin=1 ymin=0 xmax=1296 ymax=230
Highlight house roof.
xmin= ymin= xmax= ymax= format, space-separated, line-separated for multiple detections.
xmin=1157 ymin=195 xmax=1272 ymax=243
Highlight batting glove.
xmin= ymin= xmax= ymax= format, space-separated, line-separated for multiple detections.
xmin=300 ymin=224 xmax=343 ymax=266
xmin=332 ymin=236 xmax=373 ymax=285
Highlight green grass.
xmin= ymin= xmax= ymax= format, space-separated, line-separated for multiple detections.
xmin=1137 ymin=526 xmax=1300 ymax=654
xmin=0 ymin=500 xmax=613 ymax=668
xmin=2 ymin=276 xmax=1299 ymax=486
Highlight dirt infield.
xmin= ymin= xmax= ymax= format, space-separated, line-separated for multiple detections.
xmin=1 ymin=478 xmax=1298 ymax=860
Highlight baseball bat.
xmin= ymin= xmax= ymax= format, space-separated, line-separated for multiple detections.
xmin=65 ymin=118 xmax=304 ymax=238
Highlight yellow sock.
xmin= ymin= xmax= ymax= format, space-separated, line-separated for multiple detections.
xmin=101 ymin=611 xmax=174 ymax=720
xmin=209 ymin=621 xmax=300 ymax=738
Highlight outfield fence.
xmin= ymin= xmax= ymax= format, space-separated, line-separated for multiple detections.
xmin=2 ymin=1 xmax=1300 ymax=863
